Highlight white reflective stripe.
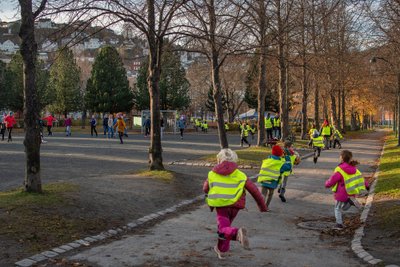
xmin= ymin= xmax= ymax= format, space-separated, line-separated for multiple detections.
xmin=346 ymin=182 xmax=365 ymax=193
xmin=210 ymin=180 xmax=246 ymax=188
xmin=345 ymin=175 xmax=363 ymax=185
xmin=261 ymin=168 xmax=280 ymax=174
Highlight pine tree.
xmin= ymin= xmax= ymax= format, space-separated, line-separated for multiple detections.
xmin=47 ymin=48 xmax=81 ymax=116
xmin=205 ymin=86 xmax=227 ymax=112
xmin=85 ymin=46 xmax=133 ymax=113
xmin=1 ymin=53 xmax=24 ymax=112
xmin=135 ymin=43 xmax=190 ymax=111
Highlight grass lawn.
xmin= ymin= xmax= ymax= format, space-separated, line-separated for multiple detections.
xmin=134 ymin=170 xmax=175 ymax=181
xmin=374 ymin=135 xmax=400 ymax=234
xmin=345 ymin=129 xmax=375 ymax=139
xmin=0 ymin=183 xmax=107 ymax=254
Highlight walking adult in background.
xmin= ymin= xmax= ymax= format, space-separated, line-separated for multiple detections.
xmin=4 ymin=111 xmax=16 ymax=142
xmin=90 ymin=115 xmax=98 ymax=137
xmin=273 ymin=114 xmax=281 ymax=139
xmin=265 ymin=113 xmax=273 ymax=141
xmin=114 ymin=114 xmax=127 ymax=144
xmin=65 ymin=115 xmax=72 ymax=136
xmin=320 ymin=120 xmax=333 ymax=149
xmin=178 ymin=118 xmax=185 ymax=140
xmin=160 ymin=116 xmax=165 ymax=140
xmin=143 ymin=117 xmax=151 ymax=137
xmin=103 ymin=115 xmax=108 ymax=136
xmin=108 ymin=114 xmax=114 ymax=138
xmin=0 ymin=112 xmax=6 ymax=141
xmin=43 ymin=113 xmax=57 ymax=136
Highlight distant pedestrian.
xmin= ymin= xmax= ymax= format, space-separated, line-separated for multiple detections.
xmin=320 ymin=120 xmax=333 ymax=149
xmin=65 ymin=116 xmax=72 ymax=136
xmin=203 ymin=149 xmax=267 ymax=259
xmin=90 ymin=115 xmax=98 ymax=137
xmin=332 ymin=127 xmax=343 ymax=149
xmin=0 ymin=112 xmax=6 ymax=141
xmin=108 ymin=114 xmax=114 ymax=138
xmin=311 ymin=131 xmax=324 ymax=164
xmin=160 ymin=117 xmax=165 ymax=139
xmin=265 ymin=114 xmax=273 ymax=141
xmin=273 ymin=114 xmax=281 ymax=139
xmin=178 ymin=118 xmax=185 ymax=139
xmin=114 ymin=115 xmax=126 ymax=144
xmin=257 ymin=145 xmax=292 ymax=208
xmin=308 ymin=124 xmax=317 ymax=147
xmin=143 ymin=117 xmax=151 ymax=137
xmin=43 ymin=113 xmax=57 ymax=136
xmin=103 ymin=115 xmax=108 ymax=135
xmin=240 ymin=122 xmax=251 ymax=147
xmin=4 ymin=111 xmax=16 ymax=142
xmin=278 ymin=141 xmax=301 ymax=202
xmin=325 ymin=150 xmax=369 ymax=230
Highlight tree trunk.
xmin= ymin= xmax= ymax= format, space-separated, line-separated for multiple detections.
xmin=19 ymin=0 xmax=42 ymax=193
xmin=300 ymin=23 xmax=308 ymax=140
xmin=323 ymin=98 xmax=328 ymax=120
xmin=341 ymin=85 xmax=346 ymax=131
xmin=350 ymin=108 xmax=356 ymax=131
xmin=257 ymin=32 xmax=268 ymax=146
xmin=147 ymin=0 xmax=164 ymax=170
xmin=330 ymin=90 xmax=338 ymax=128
xmin=337 ymin=87 xmax=341 ymax=130
xmin=211 ymin=55 xmax=228 ymax=148
xmin=314 ymin=78 xmax=320 ymax=129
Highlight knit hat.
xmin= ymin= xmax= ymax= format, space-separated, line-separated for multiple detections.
xmin=271 ymin=145 xmax=284 ymax=157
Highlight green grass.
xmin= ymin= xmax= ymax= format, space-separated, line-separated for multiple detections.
xmin=373 ymin=135 xmax=400 ymax=235
xmin=375 ymin=136 xmax=400 ymax=198
xmin=135 ymin=169 xmax=175 ymax=181
xmin=0 ymin=182 xmax=108 ymax=253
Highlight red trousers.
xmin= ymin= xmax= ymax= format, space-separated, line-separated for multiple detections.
xmin=216 ymin=207 xmax=240 ymax=252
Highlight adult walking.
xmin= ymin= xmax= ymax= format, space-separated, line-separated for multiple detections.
xmin=265 ymin=114 xmax=273 ymax=141
xmin=108 ymin=114 xmax=114 ymax=138
xmin=90 ymin=115 xmax=98 ymax=137
xmin=320 ymin=120 xmax=333 ymax=149
xmin=43 ymin=113 xmax=57 ymax=136
xmin=240 ymin=122 xmax=251 ymax=147
xmin=114 ymin=115 xmax=126 ymax=144
xmin=143 ymin=117 xmax=151 ymax=137
xmin=4 ymin=111 xmax=16 ymax=142
xmin=0 ymin=112 xmax=6 ymax=141
xmin=65 ymin=115 xmax=72 ymax=136
xmin=103 ymin=115 xmax=108 ymax=135
xmin=178 ymin=118 xmax=185 ymax=140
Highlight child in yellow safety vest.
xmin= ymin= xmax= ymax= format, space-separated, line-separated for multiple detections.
xmin=203 ymin=149 xmax=267 ymax=259
xmin=325 ymin=150 xmax=369 ymax=230
xmin=257 ymin=145 xmax=292 ymax=209
xmin=311 ymin=132 xmax=324 ymax=164
xmin=308 ymin=124 xmax=317 ymax=147
xmin=278 ymin=141 xmax=301 ymax=202
xmin=331 ymin=127 xmax=343 ymax=149
xmin=240 ymin=123 xmax=251 ymax=147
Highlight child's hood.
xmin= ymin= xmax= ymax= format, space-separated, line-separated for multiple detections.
xmin=212 ymin=161 xmax=238 ymax=176
xmin=338 ymin=162 xmax=357 ymax=175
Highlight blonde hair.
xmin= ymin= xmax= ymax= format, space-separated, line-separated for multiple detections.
xmin=217 ymin=149 xmax=238 ymax=163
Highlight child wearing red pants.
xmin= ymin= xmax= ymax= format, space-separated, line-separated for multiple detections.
xmin=203 ymin=149 xmax=267 ymax=259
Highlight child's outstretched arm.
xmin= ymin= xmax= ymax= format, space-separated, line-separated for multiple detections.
xmin=325 ymin=172 xmax=342 ymax=188
xmin=245 ymin=179 xmax=267 ymax=212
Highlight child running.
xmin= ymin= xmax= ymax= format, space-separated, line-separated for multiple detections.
xmin=278 ymin=141 xmax=301 ymax=202
xmin=325 ymin=150 xmax=369 ymax=230
xmin=203 ymin=149 xmax=267 ymax=259
xmin=257 ymin=145 xmax=292 ymax=208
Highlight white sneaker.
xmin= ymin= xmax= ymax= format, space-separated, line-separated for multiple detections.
xmin=237 ymin=228 xmax=250 ymax=250
xmin=214 ymin=245 xmax=225 ymax=260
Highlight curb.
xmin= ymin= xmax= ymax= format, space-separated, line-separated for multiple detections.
xmin=169 ymin=151 xmax=315 ymax=169
xmin=15 ymin=195 xmax=205 ymax=267
xmin=351 ymin=143 xmax=399 ymax=267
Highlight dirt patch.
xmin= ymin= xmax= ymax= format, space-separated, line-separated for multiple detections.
xmin=0 ymin=171 xmax=205 ymax=266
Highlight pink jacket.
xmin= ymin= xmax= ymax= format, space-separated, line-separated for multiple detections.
xmin=325 ymin=162 xmax=369 ymax=202
xmin=4 ymin=115 xmax=16 ymax=128
xmin=203 ymin=161 xmax=267 ymax=211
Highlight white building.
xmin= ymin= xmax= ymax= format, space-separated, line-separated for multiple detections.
xmin=36 ymin=19 xmax=53 ymax=29
xmin=84 ymin=38 xmax=103 ymax=50
xmin=0 ymin=40 xmax=19 ymax=54
xmin=41 ymin=39 xmax=58 ymax=52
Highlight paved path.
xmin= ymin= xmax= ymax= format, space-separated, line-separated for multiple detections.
xmin=64 ymin=136 xmax=383 ymax=267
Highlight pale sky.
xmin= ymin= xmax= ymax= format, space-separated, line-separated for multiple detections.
xmin=0 ymin=0 xmax=20 ymax=21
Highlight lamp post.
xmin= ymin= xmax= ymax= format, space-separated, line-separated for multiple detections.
xmin=371 ymin=56 xmax=400 ymax=146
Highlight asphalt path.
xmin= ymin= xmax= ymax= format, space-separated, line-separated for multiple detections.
xmin=65 ymin=135 xmax=383 ymax=266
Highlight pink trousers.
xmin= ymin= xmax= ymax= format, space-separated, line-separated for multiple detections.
xmin=216 ymin=207 xmax=240 ymax=252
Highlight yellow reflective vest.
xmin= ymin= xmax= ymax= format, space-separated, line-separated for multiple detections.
xmin=332 ymin=167 xmax=366 ymax=195
xmin=225 ymin=123 xmax=229 ymax=130
xmin=206 ymin=169 xmax=247 ymax=207
xmin=203 ymin=122 xmax=208 ymax=129
xmin=312 ymin=136 xmax=324 ymax=148
xmin=321 ymin=126 xmax=331 ymax=136
xmin=334 ymin=129 xmax=343 ymax=139
xmin=257 ymin=158 xmax=284 ymax=184
xmin=241 ymin=126 xmax=249 ymax=137
xmin=282 ymin=155 xmax=296 ymax=177
xmin=273 ymin=118 xmax=280 ymax=127
xmin=309 ymin=128 xmax=316 ymax=138
xmin=265 ymin=118 xmax=273 ymax=129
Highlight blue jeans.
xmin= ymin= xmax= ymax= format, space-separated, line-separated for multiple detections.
xmin=108 ymin=126 xmax=114 ymax=138
xmin=103 ymin=125 xmax=108 ymax=135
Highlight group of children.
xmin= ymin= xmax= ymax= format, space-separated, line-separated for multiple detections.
xmin=204 ymin=143 xmax=368 ymax=259
xmin=194 ymin=119 xmax=209 ymax=133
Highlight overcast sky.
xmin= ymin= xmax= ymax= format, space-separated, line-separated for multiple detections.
xmin=0 ymin=0 xmax=20 ymax=21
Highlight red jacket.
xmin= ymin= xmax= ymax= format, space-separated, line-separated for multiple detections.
xmin=203 ymin=161 xmax=267 ymax=211
xmin=43 ymin=115 xmax=56 ymax=126
xmin=4 ymin=115 xmax=16 ymax=128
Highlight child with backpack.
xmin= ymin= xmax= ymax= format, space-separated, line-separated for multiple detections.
xmin=325 ymin=150 xmax=369 ymax=230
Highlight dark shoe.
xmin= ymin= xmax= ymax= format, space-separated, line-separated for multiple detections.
xmin=333 ymin=224 xmax=344 ymax=230
xmin=248 ymin=143 xmax=251 ymax=147
xmin=313 ymin=156 xmax=318 ymax=164
xmin=279 ymin=195 xmax=286 ymax=202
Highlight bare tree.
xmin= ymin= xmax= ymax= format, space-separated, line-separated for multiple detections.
xmin=19 ymin=0 xmax=48 ymax=193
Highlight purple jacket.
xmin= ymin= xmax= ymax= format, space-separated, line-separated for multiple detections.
xmin=203 ymin=161 xmax=267 ymax=211
xmin=325 ymin=162 xmax=369 ymax=202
